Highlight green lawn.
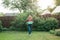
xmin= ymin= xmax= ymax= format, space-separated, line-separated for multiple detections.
xmin=0 ymin=31 xmax=60 ymax=40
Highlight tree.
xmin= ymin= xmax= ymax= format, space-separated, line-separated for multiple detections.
xmin=47 ymin=6 xmax=56 ymax=13
xmin=55 ymin=0 xmax=60 ymax=6
xmin=2 ymin=0 xmax=38 ymax=13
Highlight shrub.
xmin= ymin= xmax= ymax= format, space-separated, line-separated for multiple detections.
xmin=10 ymin=13 xmax=59 ymax=31
xmin=33 ymin=17 xmax=45 ymax=31
xmin=44 ymin=18 xmax=58 ymax=31
xmin=0 ymin=20 xmax=3 ymax=32
xmin=49 ymin=30 xmax=55 ymax=34
xmin=55 ymin=29 xmax=60 ymax=36
xmin=10 ymin=12 xmax=29 ymax=31
xmin=2 ymin=28 xmax=10 ymax=31
xmin=33 ymin=17 xmax=59 ymax=31
xmin=50 ymin=29 xmax=60 ymax=36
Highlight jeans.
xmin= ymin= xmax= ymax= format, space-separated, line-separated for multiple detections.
xmin=28 ymin=24 xmax=32 ymax=34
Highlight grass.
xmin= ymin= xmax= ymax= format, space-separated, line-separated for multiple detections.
xmin=0 ymin=31 xmax=60 ymax=40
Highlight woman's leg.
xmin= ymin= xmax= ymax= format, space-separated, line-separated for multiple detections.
xmin=28 ymin=24 xmax=32 ymax=34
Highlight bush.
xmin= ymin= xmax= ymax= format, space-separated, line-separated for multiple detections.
xmin=0 ymin=20 xmax=3 ymax=32
xmin=33 ymin=17 xmax=59 ymax=31
xmin=33 ymin=17 xmax=45 ymax=31
xmin=44 ymin=18 xmax=58 ymax=31
xmin=50 ymin=29 xmax=60 ymax=36
xmin=10 ymin=13 xmax=59 ymax=31
xmin=10 ymin=12 xmax=29 ymax=31
xmin=2 ymin=28 xmax=10 ymax=31
xmin=55 ymin=29 xmax=60 ymax=36
xmin=49 ymin=30 xmax=55 ymax=34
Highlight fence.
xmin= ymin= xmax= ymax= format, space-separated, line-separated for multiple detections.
xmin=0 ymin=14 xmax=60 ymax=28
xmin=0 ymin=16 xmax=15 ymax=28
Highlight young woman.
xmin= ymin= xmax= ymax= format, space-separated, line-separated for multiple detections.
xmin=26 ymin=15 xmax=33 ymax=34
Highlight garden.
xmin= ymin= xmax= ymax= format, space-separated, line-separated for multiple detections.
xmin=0 ymin=12 xmax=60 ymax=40
xmin=0 ymin=0 xmax=60 ymax=40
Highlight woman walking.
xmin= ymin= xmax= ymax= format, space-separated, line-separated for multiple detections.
xmin=26 ymin=15 xmax=33 ymax=34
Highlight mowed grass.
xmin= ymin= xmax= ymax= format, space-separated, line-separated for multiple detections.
xmin=0 ymin=31 xmax=60 ymax=40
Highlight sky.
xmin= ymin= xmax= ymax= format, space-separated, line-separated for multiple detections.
xmin=0 ymin=0 xmax=19 ymax=13
xmin=37 ymin=0 xmax=55 ymax=10
xmin=0 ymin=0 xmax=59 ymax=13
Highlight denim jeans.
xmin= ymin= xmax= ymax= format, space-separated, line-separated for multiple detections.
xmin=28 ymin=24 xmax=32 ymax=34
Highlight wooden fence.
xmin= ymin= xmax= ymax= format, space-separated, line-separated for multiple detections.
xmin=0 ymin=14 xmax=60 ymax=28
xmin=0 ymin=16 xmax=15 ymax=28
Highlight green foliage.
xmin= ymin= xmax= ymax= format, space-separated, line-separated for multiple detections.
xmin=0 ymin=20 xmax=3 ymax=32
xmin=53 ymin=12 xmax=60 ymax=15
xmin=50 ymin=29 xmax=60 ymax=36
xmin=3 ymin=0 xmax=38 ymax=12
xmin=0 ymin=12 xmax=4 ymax=16
xmin=2 ymin=28 xmax=10 ymax=31
xmin=45 ymin=18 xmax=58 ymax=30
xmin=10 ymin=12 xmax=29 ymax=31
xmin=10 ymin=13 xmax=59 ymax=31
xmin=55 ymin=0 xmax=60 ymax=6
xmin=55 ymin=29 xmax=60 ymax=36
xmin=49 ymin=30 xmax=55 ymax=34
xmin=33 ymin=17 xmax=45 ymax=31
xmin=33 ymin=17 xmax=59 ymax=31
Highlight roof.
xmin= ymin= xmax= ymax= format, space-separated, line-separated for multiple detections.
xmin=41 ymin=10 xmax=51 ymax=15
xmin=52 ymin=6 xmax=60 ymax=13
xmin=4 ymin=13 xmax=19 ymax=16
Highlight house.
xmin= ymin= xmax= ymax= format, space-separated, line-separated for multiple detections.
xmin=52 ymin=6 xmax=60 ymax=14
xmin=40 ymin=10 xmax=51 ymax=18
xmin=41 ymin=10 xmax=51 ymax=15
xmin=4 ymin=13 xmax=19 ymax=16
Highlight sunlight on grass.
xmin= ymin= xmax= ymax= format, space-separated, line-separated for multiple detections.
xmin=0 ymin=31 xmax=60 ymax=40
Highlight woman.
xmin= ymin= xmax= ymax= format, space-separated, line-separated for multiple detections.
xmin=26 ymin=15 xmax=33 ymax=34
